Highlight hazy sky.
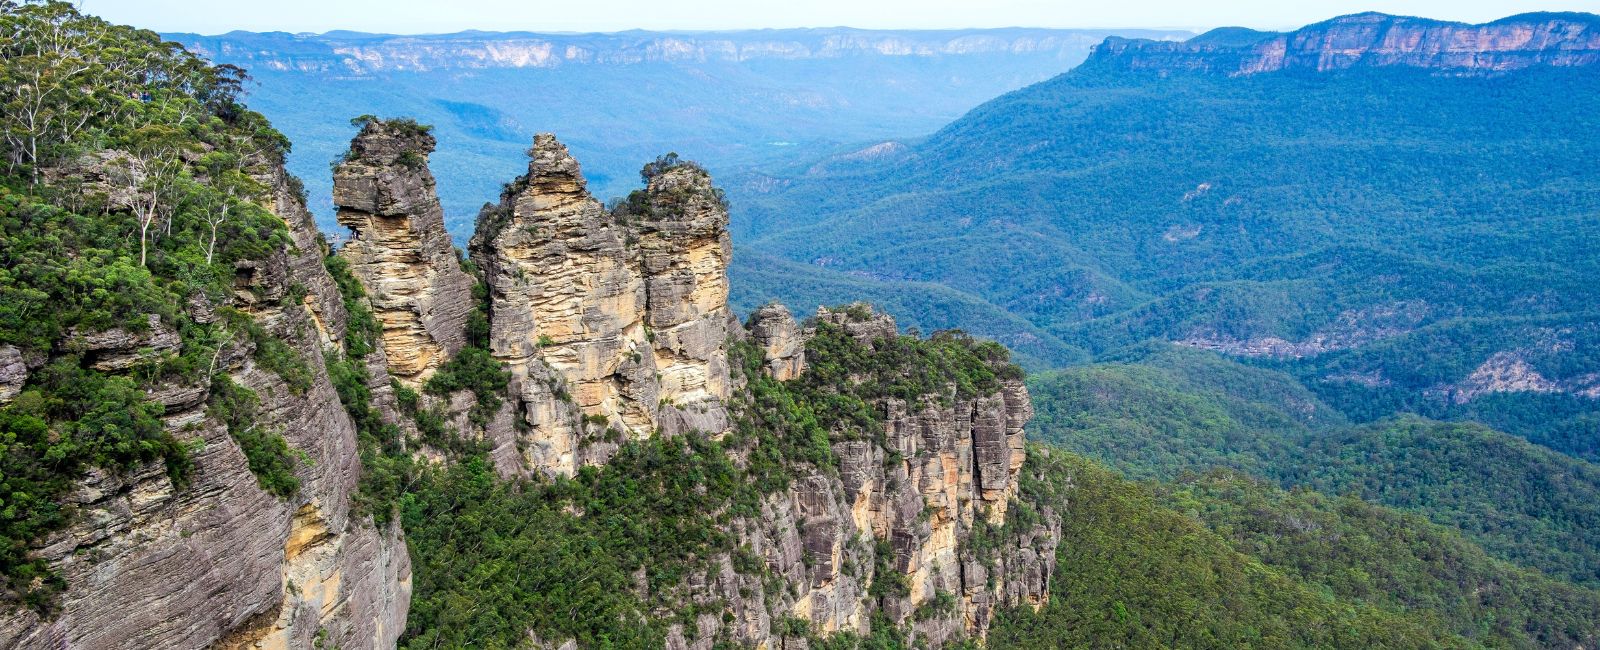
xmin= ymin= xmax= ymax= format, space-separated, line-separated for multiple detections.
xmin=88 ymin=0 xmax=1600 ymax=35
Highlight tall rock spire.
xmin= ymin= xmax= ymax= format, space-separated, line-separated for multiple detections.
xmin=470 ymin=136 xmax=738 ymax=475
xmin=332 ymin=118 xmax=475 ymax=386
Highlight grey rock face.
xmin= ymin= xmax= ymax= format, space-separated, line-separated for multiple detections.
xmin=0 ymin=162 xmax=411 ymax=650
xmin=814 ymin=303 xmax=898 ymax=344
xmin=658 ymin=305 xmax=1054 ymax=648
xmin=0 ymin=345 xmax=28 ymax=403
xmin=334 ymin=119 xmax=476 ymax=386
xmin=747 ymin=303 xmax=805 ymax=380
xmin=68 ymin=314 xmax=180 ymax=372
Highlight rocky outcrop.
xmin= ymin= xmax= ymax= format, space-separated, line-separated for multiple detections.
xmin=471 ymin=134 xmax=655 ymax=475
xmin=1090 ymin=12 xmax=1600 ymax=76
xmin=748 ymin=303 xmax=806 ymax=380
xmin=334 ymin=118 xmax=475 ymax=386
xmin=0 ymin=345 xmax=25 ymax=403
xmin=636 ymin=162 xmax=734 ymax=414
xmin=0 ymin=160 xmax=411 ymax=649
xmin=471 ymin=135 xmax=736 ymax=475
xmin=1178 ymin=300 xmax=1431 ymax=359
xmin=662 ymin=305 xmax=1053 ymax=649
xmin=67 ymin=314 xmax=181 ymax=372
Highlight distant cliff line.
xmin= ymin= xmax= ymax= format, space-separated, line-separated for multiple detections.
xmin=168 ymin=27 xmax=1192 ymax=74
xmin=1087 ymin=11 xmax=1600 ymax=76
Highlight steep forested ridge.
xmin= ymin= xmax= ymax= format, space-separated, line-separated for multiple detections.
xmin=728 ymin=13 xmax=1600 ymax=455
xmin=0 ymin=0 xmax=306 ymax=610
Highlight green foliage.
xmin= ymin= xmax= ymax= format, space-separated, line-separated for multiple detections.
xmin=1028 ymin=346 xmax=1600 ymax=592
xmin=323 ymin=255 xmax=380 ymax=358
xmin=1163 ymin=470 xmax=1600 ymax=649
xmin=988 ymin=450 xmax=1467 ymax=649
xmin=424 ymin=346 xmax=509 ymax=427
xmin=731 ymin=55 xmax=1600 ymax=446
xmin=0 ymin=363 xmax=192 ymax=611
xmin=399 ymin=435 xmax=755 ymax=648
xmin=0 ymin=1 xmax=310 ymax=612
xmin=207 ymin=374 xmax=299 ymax=498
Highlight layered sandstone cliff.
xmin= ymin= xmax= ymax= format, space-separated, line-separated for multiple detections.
xmin=468 ymin=135 xmax=733 ymax=476
xmin=1089 ymin=12 xmax=1600 ymax=76
xmin=4 ymin=125 xmax=1054 ymax=649
xmin=0 ymin=156 xmax=411 ymax=650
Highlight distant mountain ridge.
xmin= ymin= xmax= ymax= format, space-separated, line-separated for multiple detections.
xmin=163 ymin=26 xmax=1190 ymax=235
xmin=174 ymin=27 xmax=1182 ymax=75
xmin=1088 ymin=11 xmax=1600 ymax=75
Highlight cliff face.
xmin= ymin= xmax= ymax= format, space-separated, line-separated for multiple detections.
xmin=5 ymin=122 xmax=1052 ymax=648
xmin=171 ymin=28 xmax=1186 ymax=75
xmin=657 ymin=306 xmax=1053 ymax=649
xmin=0 ymin=159 xmax=411 ymax=650
xmin=748 ymin=303 xmax=806 ymax=381
xmin=333 ymin=120 xmax=475 ymax=386
xmin=1089 ymin=12 xmax=1600 ymax=76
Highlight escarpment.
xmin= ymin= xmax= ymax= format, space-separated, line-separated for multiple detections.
xmin=0 ymin=154 xmax=410 ymax=649
xmin=3 ymin=114 xmax=1053 ymax=648
xmin=332 ymin=119 xmax=475 ymax=386
xmin=643 ymin=304 xmax=1053 ymax=648
xmin=1090 ymin=12 xmax=1600 ymax=75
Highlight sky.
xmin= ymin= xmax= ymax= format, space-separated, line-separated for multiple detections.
xmin=87 ymin=0 xmax=1600 ymax=35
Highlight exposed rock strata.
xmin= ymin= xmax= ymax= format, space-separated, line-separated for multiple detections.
xmin=333 ymin=119 xmax=475 ymax=386
xmin=0 ymin=159 xmax=411 ymax=650
xmin=0 ymin=345 xmax=25 ymax=403
xmin=1178 ymin=301 xmax=1431 ymax=359
xmin=1091 ymin=12 xmax=1600 ymax=76
xmin=471 ymin=134 xmax=734 ymax=475
xmin=664 ymin=305 xmax=1051 ymax=648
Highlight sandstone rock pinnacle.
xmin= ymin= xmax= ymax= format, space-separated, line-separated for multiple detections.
xmin=333 ymin=118 xmax=476 ymax=386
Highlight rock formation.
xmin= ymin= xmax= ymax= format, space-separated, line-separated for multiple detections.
xmin=3 ymin=125 xmax=1052 ymax=649
xmin=658 ymin=305 xmax=1052 ymax=648
xmin=747 ymin=303 xmax=805 ymax=380
xmin=0 ymin=153 xmax=411 ymax=649
xmin=470 ymin=135 xmax=735 ymax=476
xmin=467 ymin=141 xmax=1058 ymax=645
xmin=1090 ymin=12 xmax=1600 ymax=76
xmin=333 ymin=118 xmax=475 ymax=386
xmin=635 ymin=160 xmax=734 ymax=417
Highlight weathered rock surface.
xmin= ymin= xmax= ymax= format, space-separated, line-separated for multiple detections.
xmin=471 ymin=135 xmax=737 ymax=475
xmin=1178 ymin=300 xmax=1431 ymax=359
xmin=0 ymin=344 xmax=29 ymax=403
xmin=748 ymin=303 xmax=806 ymax=380
xmin=1091 ymin=12 xmax=1600 ymax=76
xmin=68 ymin=314 xmax=181 ymax=372
xmin=0 ymin=161 xmax=411 ymax=650
xmin=636 ymin=162 xmax=734 ymax=413
xmin=334 ymin=119 xmax=475 ymax=386
xmin=471 ymin=134 xmax=656 ymax=475
xmin=6 ymin=126 xmax=1053 ymax=649
xmin=662 ymin=305 xmax=1053 ymax=648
